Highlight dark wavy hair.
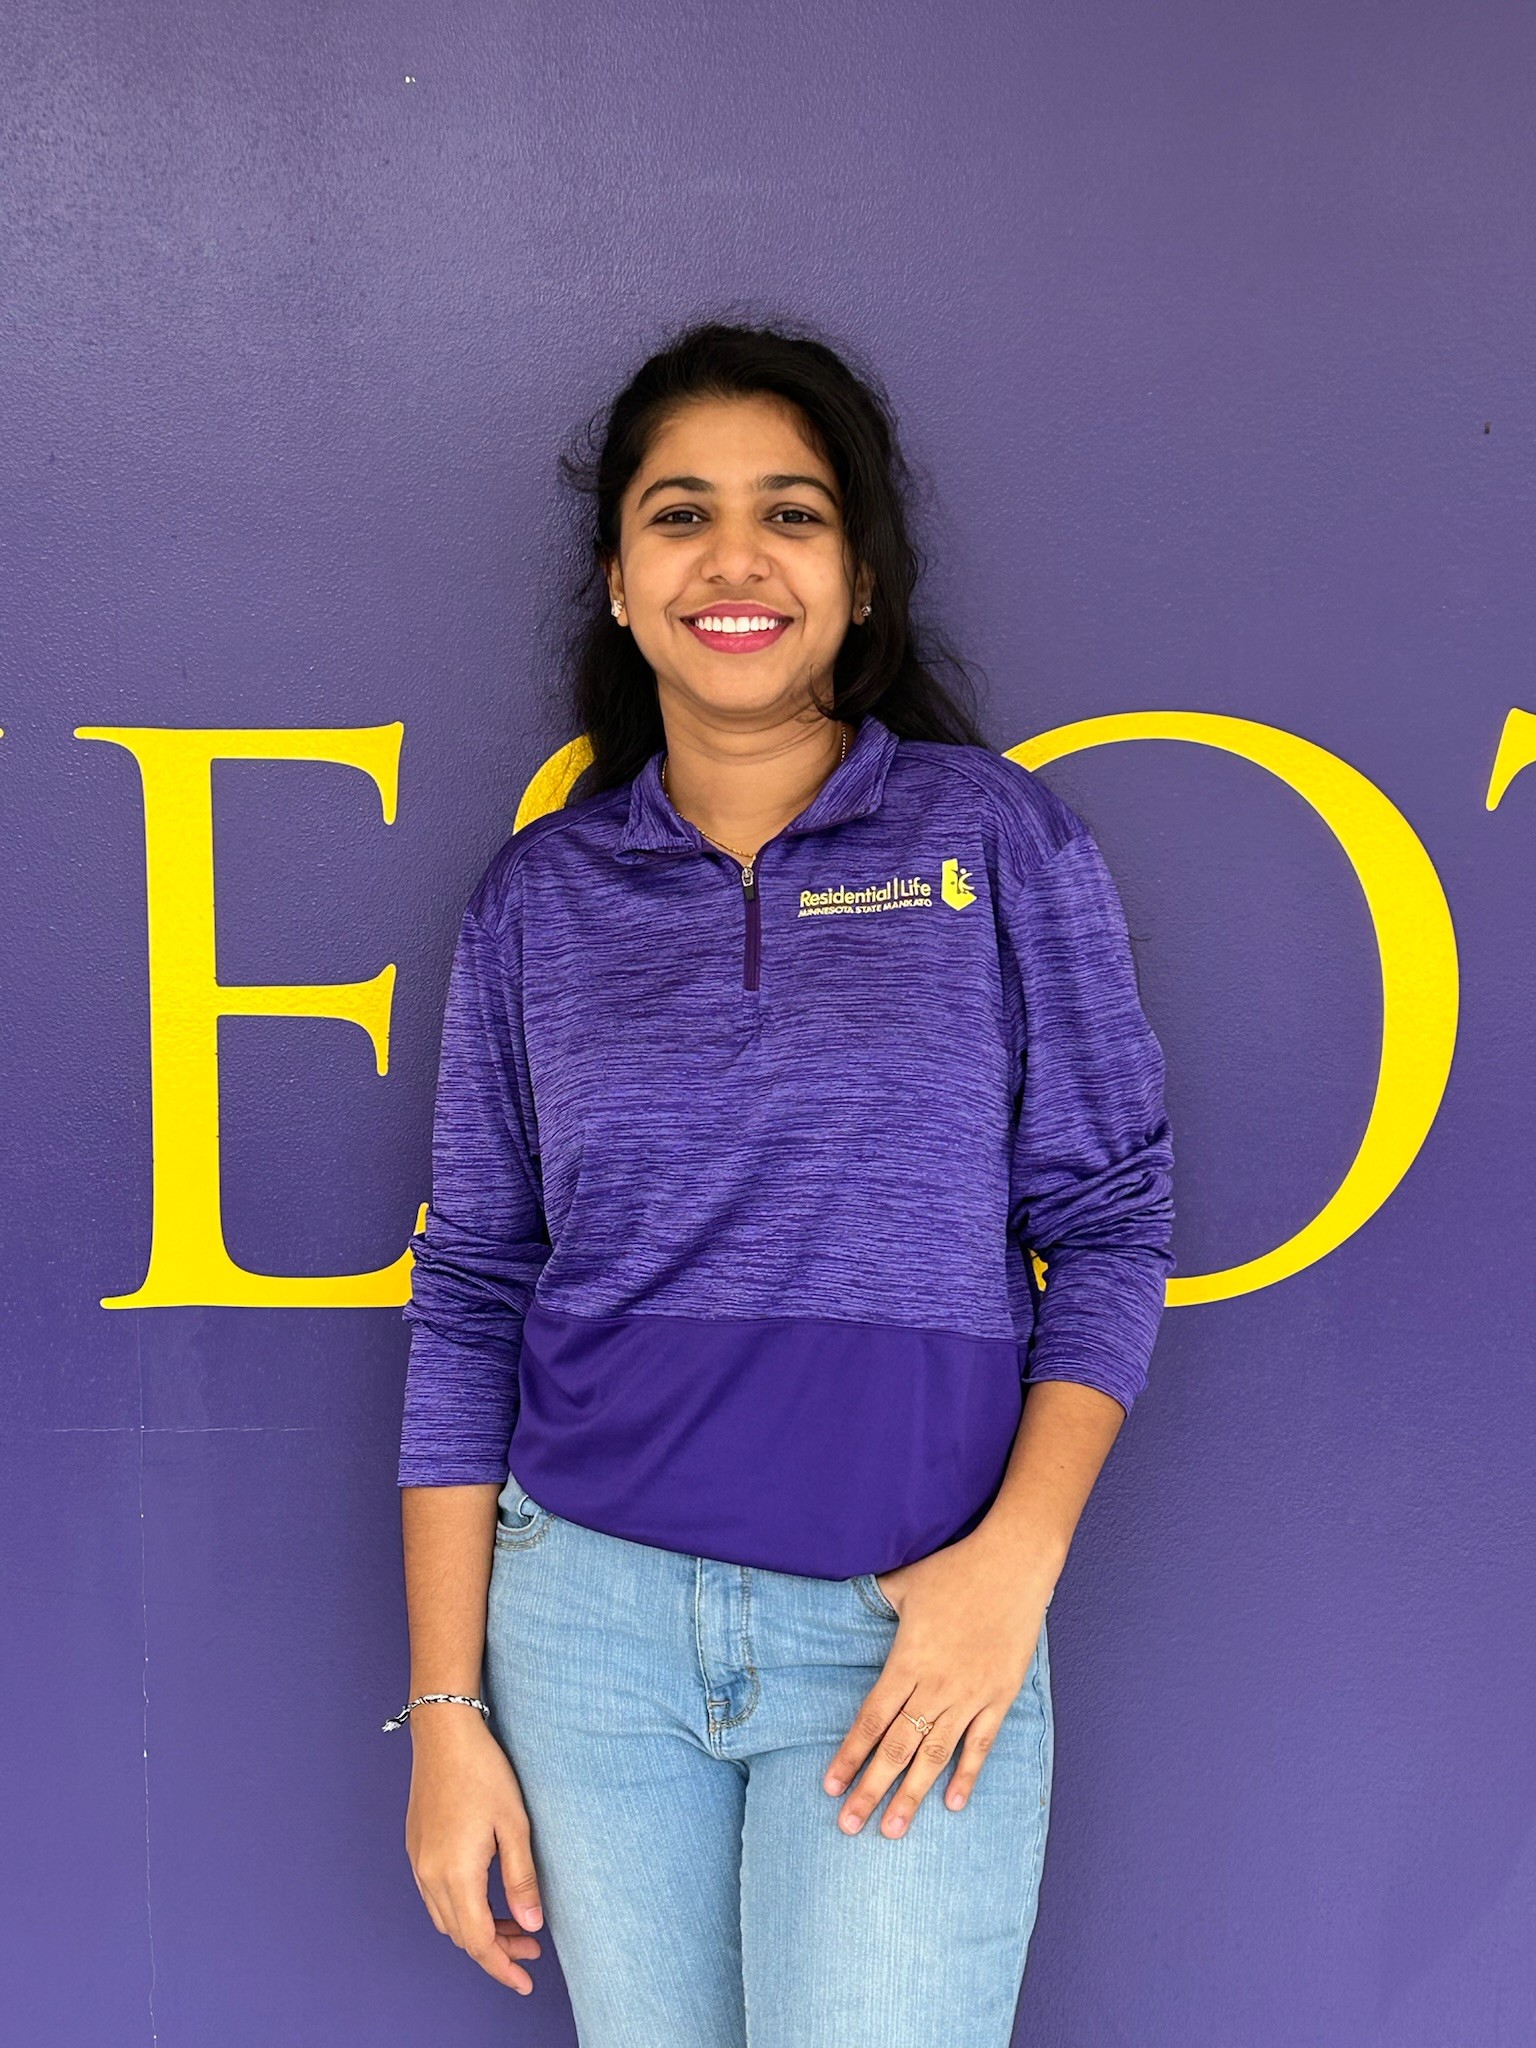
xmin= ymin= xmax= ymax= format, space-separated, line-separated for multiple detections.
xmin=558 ymin=320 xmax=989 ymax=797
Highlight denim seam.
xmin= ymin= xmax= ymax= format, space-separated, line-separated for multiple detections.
xmin=715 ymin=1567 xmax=760 ymax=1730
xmin=693 ymin=1562 xmax=731 ymax=1738
xmin=1030 ymin=1621 xmax=1052 ymax=1812
xmin=1000 ymin=1621 xmax=1053 ymax=1997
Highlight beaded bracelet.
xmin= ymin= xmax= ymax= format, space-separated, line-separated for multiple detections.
xmin=381 ymin=1693 xmax=491 ymax=1732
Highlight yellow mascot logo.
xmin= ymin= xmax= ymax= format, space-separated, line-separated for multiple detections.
xmin=941 ymin=857 xmax=977 ymax=909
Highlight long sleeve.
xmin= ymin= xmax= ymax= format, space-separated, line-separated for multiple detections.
xmin=397 ymin=891 xmax=552 ymax=1485
xmin=1000 ymin=821 xmax=1176 ymax=1415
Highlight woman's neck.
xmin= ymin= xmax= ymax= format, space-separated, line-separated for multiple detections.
xmin=659 ymin=706 xmax=849 ymax=860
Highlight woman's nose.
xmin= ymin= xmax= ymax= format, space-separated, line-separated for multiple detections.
xmin=697 ymin=513 xmax=772 ymax=585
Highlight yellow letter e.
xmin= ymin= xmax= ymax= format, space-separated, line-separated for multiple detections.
xmin=75 ymin=723 xmax=414 ymax=1309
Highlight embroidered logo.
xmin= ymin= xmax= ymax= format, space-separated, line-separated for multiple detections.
xmin=940 ymin=858 xmax=977 ymax=910
xmin=796 ymin=859 xmax=978 ymax=918
xmin=797 ymin=873 xmax=932 ymax=917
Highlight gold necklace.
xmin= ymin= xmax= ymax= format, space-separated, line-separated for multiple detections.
xmin=661 ymin=720 xmax=850 ymax=873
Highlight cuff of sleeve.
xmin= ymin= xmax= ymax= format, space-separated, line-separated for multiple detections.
xmin=1021 ymin=1246 xmax=1172 ymax=1414
xmin=397 ymin=1336 xmax=519 ymax=1488
xmin=397 ymin=1455 xmax=513 ymax=1487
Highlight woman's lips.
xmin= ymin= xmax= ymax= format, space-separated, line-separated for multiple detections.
xmin=682 ymin=610 xmax=792 ymax=654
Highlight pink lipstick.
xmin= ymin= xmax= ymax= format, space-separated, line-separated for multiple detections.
xmin=682 ymin=604 xmax=792 ymax=654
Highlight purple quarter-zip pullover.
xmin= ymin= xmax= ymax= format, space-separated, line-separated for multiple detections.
xmin=398 ymin=712 xmax=1175 ymax=1579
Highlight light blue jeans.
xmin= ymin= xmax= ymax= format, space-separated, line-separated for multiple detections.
xmin=484 ymin=1473 xmax=1055 ymax=2048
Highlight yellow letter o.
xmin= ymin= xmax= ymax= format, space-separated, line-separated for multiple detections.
xmin=1011 ymin=713 xmax=1459 ymax=1305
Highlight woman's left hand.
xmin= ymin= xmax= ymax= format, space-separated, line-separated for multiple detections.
xmin=823 ymin=1522 xmax=1058 ymax=1838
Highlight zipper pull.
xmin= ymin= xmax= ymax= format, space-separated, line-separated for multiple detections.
xmin=740 ymin=863 xmax=755 ymax=894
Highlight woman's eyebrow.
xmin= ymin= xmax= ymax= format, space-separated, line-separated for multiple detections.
xmin=635 ymin=473 xmax=713 ymax=508
xmin=759 ymin=472 xmax=838 ymax=504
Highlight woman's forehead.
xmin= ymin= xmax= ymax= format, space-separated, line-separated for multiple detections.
xmin=637 ymin=391 xmax=833 ymax=483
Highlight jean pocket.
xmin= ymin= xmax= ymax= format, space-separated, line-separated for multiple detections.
xmin=494 ymin=1486 xmax=553 ymax=1550
xmin=852 ymin=1571 xmax=899 ymax=1621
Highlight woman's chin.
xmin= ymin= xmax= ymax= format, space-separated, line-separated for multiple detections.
xmin=662 ymin=666 xmax=808 ymax=718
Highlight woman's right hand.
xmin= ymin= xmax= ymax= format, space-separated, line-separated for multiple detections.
xmin=405 ymin=1708 xmax=545 ymax=1995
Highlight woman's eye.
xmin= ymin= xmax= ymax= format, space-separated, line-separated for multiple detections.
xmin=770 ymin=507 xmax=822 ymax=526
xmin=654 ymin=507 xmax=705 ymax=526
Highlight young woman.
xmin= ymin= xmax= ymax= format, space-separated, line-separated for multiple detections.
xmin=391 ymin=322 xmax=1175 ymax=2047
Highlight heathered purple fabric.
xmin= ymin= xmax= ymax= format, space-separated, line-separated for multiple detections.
xmin=398 ymin=713 xmax=1175 ymax=1578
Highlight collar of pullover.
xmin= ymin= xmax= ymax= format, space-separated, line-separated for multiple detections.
xmin=617 ymin=712 xmax=900 ymax=856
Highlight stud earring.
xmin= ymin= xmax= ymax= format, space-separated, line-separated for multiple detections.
xmin=611 ymin=599 xmax=625 ymax=622
xmin=859 ymin=603 xmax=872 ymax=619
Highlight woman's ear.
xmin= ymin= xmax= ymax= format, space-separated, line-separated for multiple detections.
xmin=604 ymin=555 xmax=627 ymax=623
xmin=853 ymin=562 xmax=875 ymax=621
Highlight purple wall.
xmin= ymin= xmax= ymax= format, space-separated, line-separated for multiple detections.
xmin=4 ymin=3 xmax=1533 ymax=2041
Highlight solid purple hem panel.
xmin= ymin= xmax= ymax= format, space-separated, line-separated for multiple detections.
xmin=503 ymin=1301 xmax=1025 ymax=1579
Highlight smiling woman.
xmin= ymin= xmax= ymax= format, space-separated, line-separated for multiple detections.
xmin=610 ymin=393 xmax=868 ymax=693
xmin=394 ymin=321 xmax=1175 ymax=2048
xmin=557 ymin=323 xmax=986 ymax=798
